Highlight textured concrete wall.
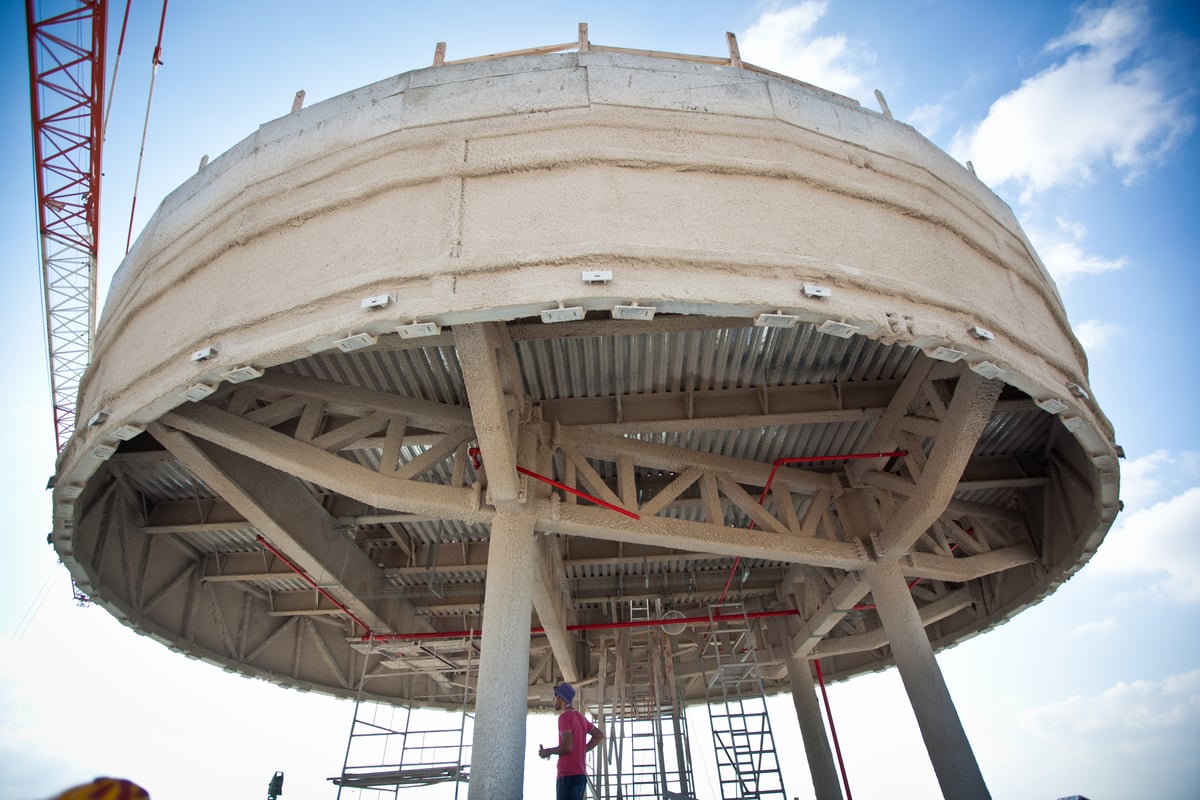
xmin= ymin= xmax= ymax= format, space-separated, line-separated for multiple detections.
xmin=46 ymin=50 xmax=1122 ymax=732
xmin=65 ymin=51 xmax=1110 ymax=488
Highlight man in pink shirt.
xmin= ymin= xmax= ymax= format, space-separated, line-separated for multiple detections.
xmin=537 ymin=682 xmax=604 ymax=800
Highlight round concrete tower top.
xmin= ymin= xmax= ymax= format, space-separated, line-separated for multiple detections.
xmin=54 ymin=35 xmax=1118 ymax=709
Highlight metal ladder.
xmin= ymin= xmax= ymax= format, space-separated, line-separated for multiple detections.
xmin=599 ymin=599 xmax=696 ymax=799
xmin=702 ymin=602 xmax=787 ymax=800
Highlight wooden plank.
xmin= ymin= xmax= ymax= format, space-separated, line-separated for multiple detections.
xmin=700 ymin=472 xmax=723 ymax=526
xmin=379 ymin=415 xmax=408 ymax=476
xmin=442 ymin=41 xmax=576 ymax=66
xmin=564 ymin=448 xmax=628 ymax=511
xmin=310 ymin=412 xmax=388 ymax=453
xmin=773 ymin=483 xmax=800 ymax=533
xmin=716 ymin=473 xmax=790 ymax=535
xmin=394 ymin=426 xmax=475 ymax=481
xmin=726 ymin=32 xmax=742 ymax=68
xmin=638 ymin=466 xmax=704 ymax=518
xmin=799 ymin=491 xmax=831 ymax=539
xmin=590 ymin=44 xmax=728 ymax=65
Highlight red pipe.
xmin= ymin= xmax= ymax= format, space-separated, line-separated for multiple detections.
xmin=469 ymin=447 xmax=640 ymax=520
xmin=516 ymin=465 xmax=640 ymax=520
xmin=852 ymin=532 xmax=968 ymax=610
xmin=718 ymin=450 xmax=908 ymax=602
xmin=567 ymin=608 xmax=795 ymax=631
xmin=268 ymin=447 xmax=905 ymax=639
xmin=255 ymin=535 xmax=374 ymax=636
xmin=815 ymin=658 xmax=853 ymax=800
xmin=365 ymin=608 xmax=802 ymax=642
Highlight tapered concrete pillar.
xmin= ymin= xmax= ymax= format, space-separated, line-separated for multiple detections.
xmin=468 ymin=511 xmax=537 ymax=800
xmin=786 ymin=655 xmax=844 ymax=800
xmin=866 ymin=563 xmax=990 ymax=800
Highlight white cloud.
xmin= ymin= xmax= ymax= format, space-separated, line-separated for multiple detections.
xmin=1073 ymin=318 xmax=1120 ymax=350
xmin=1071 ymin=617 xmax=1117 ymax=637
xmin=1026 ymin=216 xmax=1127 ymax=285
xmin=1084 ymin=450 xmax=1200 ymax=603
xmin=739 ymin=2 xmax=873 ymax=100
xmin=951 ymin=0 xmax=1193 ymax=201
xmin=1117 ymin=449 xmax=1171 ymax=510
xmin=1007 ymin=670 xmax=1200 ymax=796
xmin=0 ymin=608 xmax=352 ymax=798
xmin=1090 ymin=485 xmax=1200 ymax=603
xmin=907 ymin=102 xmax=951 ymax=140
xmin=1022 ymin=670 xmax=1200 ymax=739
xmin=1046 ymin=0 xmax=1149 ymax=54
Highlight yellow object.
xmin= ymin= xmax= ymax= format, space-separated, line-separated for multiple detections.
xmin=55 ymin=777 xmax=149 ymax=800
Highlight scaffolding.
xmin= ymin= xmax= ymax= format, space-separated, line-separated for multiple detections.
xmin=702 ymin=602 xmax=787 ymax=800
xmin=592 ymin=599 xmax=697 ymax=800
xmin=333 ymin=638 xmax=475 ymax=799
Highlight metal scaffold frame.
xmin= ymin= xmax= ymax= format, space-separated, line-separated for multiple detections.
xmin=702 ymin=602 xmax=787 ymax=800
xmin=333 ymin=638 xmax=475 ymax=799
xmin=25 ymin=0 xmax=106 ymax=452
xmin=591 ymin=599 xmax=697 ymax=800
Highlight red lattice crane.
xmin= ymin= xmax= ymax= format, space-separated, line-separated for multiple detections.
xmin=26 ymin=0 xmax=107 ymax=453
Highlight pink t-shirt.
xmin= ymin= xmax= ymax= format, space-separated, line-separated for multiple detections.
xmin=556 ymin=708 xmax=597 ymax=777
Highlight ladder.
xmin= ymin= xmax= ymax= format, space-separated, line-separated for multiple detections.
xmin=599 ymin=599 xmax=696 ymax=800
xmin=702 ymin=602 xmax=787 ymax=800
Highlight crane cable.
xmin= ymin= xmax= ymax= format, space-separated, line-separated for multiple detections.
xmin=0 ymin=563 xmax=60 ymax=672
xmin=124 ymin=0 xmax=169 ymax=254
xmin=101 ymin=0 xmax=132 ymax=143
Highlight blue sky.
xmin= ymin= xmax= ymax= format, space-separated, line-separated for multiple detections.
xmin=2 ymin=1 xmax=1198 ymax=798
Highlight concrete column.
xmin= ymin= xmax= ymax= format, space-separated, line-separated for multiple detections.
xmin=786 ymin=654 xmax=844 ymax=800
xmin=468 ymin=511 xmax=537 ymax=800
xmin=866 ymin=563 xmax=990 ymax=800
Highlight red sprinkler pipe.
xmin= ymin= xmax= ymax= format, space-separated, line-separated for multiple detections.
xmin=341 ymin=449 xmax=908 ymax=639
xmin=852 ymin=531 xmax=970 ymax=610
xmin=755 ymin=451 xmax=909 ymax=512
xmin=468 ymin=447 xmax=640 ymax=520
xmin=255 ymin=535 xmax=374 ymax=637
xmin=814 ymin=658 xmax=853 ymax=800
xmin=718 ymin=450 xmax=908 ymax=602
xmin=565 ymin=608 xmax=797 ymax=632
xmin=365 ymin=609 xmax=802 ymax=642
xmin=516 ymin=465 xmax=640 ymax=520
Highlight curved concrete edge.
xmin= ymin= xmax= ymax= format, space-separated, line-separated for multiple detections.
xmin=51 ymin=50 xmax=1121 ymax=701
xmin=68 ymin=62 xmax=1116 ymax=479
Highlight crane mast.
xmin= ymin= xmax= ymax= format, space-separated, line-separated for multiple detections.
xmin=26 ymin=0 xmax=107 ymax=453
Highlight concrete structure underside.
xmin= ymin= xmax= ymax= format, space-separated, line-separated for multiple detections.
xmin=50 ymin=37 xmax=1118 ymax=798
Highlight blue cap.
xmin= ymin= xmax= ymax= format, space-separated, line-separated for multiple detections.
xmin=553 ymin=682 xmax=575 ymax=705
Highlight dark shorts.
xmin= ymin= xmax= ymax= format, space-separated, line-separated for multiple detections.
xmin=556 ymin=774 xmax=587 ymax=800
